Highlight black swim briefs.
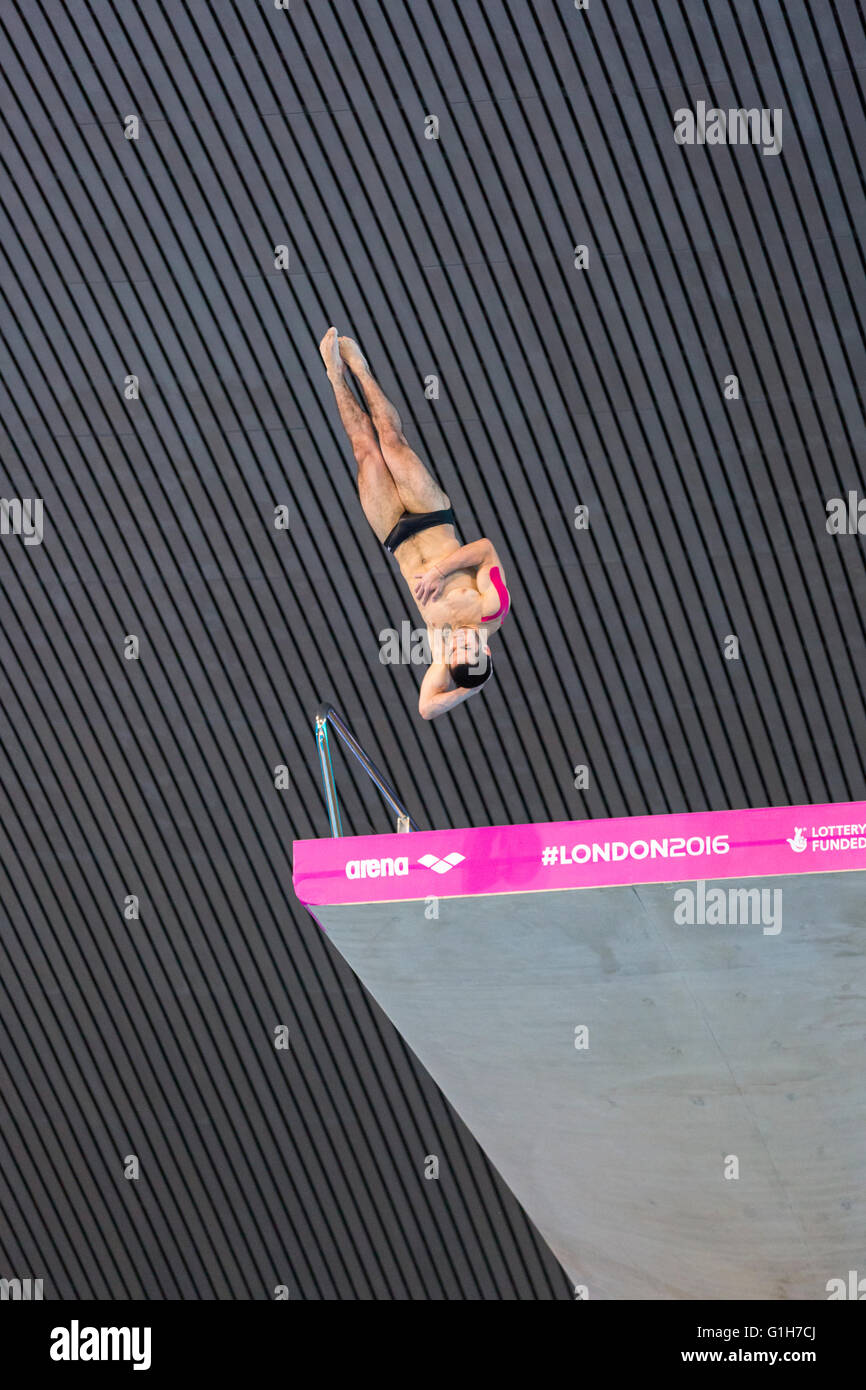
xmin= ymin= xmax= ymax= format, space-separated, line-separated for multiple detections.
xmin=383 ymin=508 xmax=456 ymax=554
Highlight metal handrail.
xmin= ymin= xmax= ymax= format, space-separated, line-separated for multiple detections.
xmin=314 ymin=704 xmax=420 ymax=837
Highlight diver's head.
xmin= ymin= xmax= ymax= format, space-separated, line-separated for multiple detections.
xmin=448 ymin=626 xmax=493 ymax=689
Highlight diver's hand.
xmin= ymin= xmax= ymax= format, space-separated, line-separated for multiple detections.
xmin=413 ymin=565 xmax=445 ymax=604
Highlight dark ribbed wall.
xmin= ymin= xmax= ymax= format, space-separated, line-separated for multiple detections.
xmin=0 ymin=0 xmax=863 ymax=1297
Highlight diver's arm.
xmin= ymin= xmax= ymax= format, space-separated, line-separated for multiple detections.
xmin=418 ymin=663 xmax=478 ymax=720
xmin=413 ymin=538 xmax=496 ymax=604
xmin=437 ymin=537 xmax=495 ymax=577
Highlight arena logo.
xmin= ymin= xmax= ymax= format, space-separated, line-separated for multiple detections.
xmin=673 ymin=101 xmax=783 ymax=156
xmin=345 ymin=856 xmax=409 ymax=879
xmin=558 ymin=834 xmax=730 ymax=865
xmin=418 ymin=852 xmax=465 ymax=874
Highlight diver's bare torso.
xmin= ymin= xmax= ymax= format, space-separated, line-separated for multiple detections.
xmin=392 ymin=523 xmax=506 ymax=639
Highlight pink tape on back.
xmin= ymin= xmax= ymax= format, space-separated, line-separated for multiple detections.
xmin=481 ymin=566 xmax=510 ymax=622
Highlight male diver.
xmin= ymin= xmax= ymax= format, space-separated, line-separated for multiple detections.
xmin=319 ymin=327 xmax=510 ymax=720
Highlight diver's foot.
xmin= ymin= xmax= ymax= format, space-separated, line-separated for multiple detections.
xmin=338 ymin=335 xmax=370 ymax=378
xmin=319 ymin=326 xmax=343 ymax=380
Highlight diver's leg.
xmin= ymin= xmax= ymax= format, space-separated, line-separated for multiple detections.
xmin=320 ymin=328 xmax=402 ymax=543
xmin=338 ymin=335 xmax=450 ymax=513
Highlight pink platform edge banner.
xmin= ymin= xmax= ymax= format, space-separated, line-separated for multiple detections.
xmin=293 ymin=800 xmax=866 ymax=909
